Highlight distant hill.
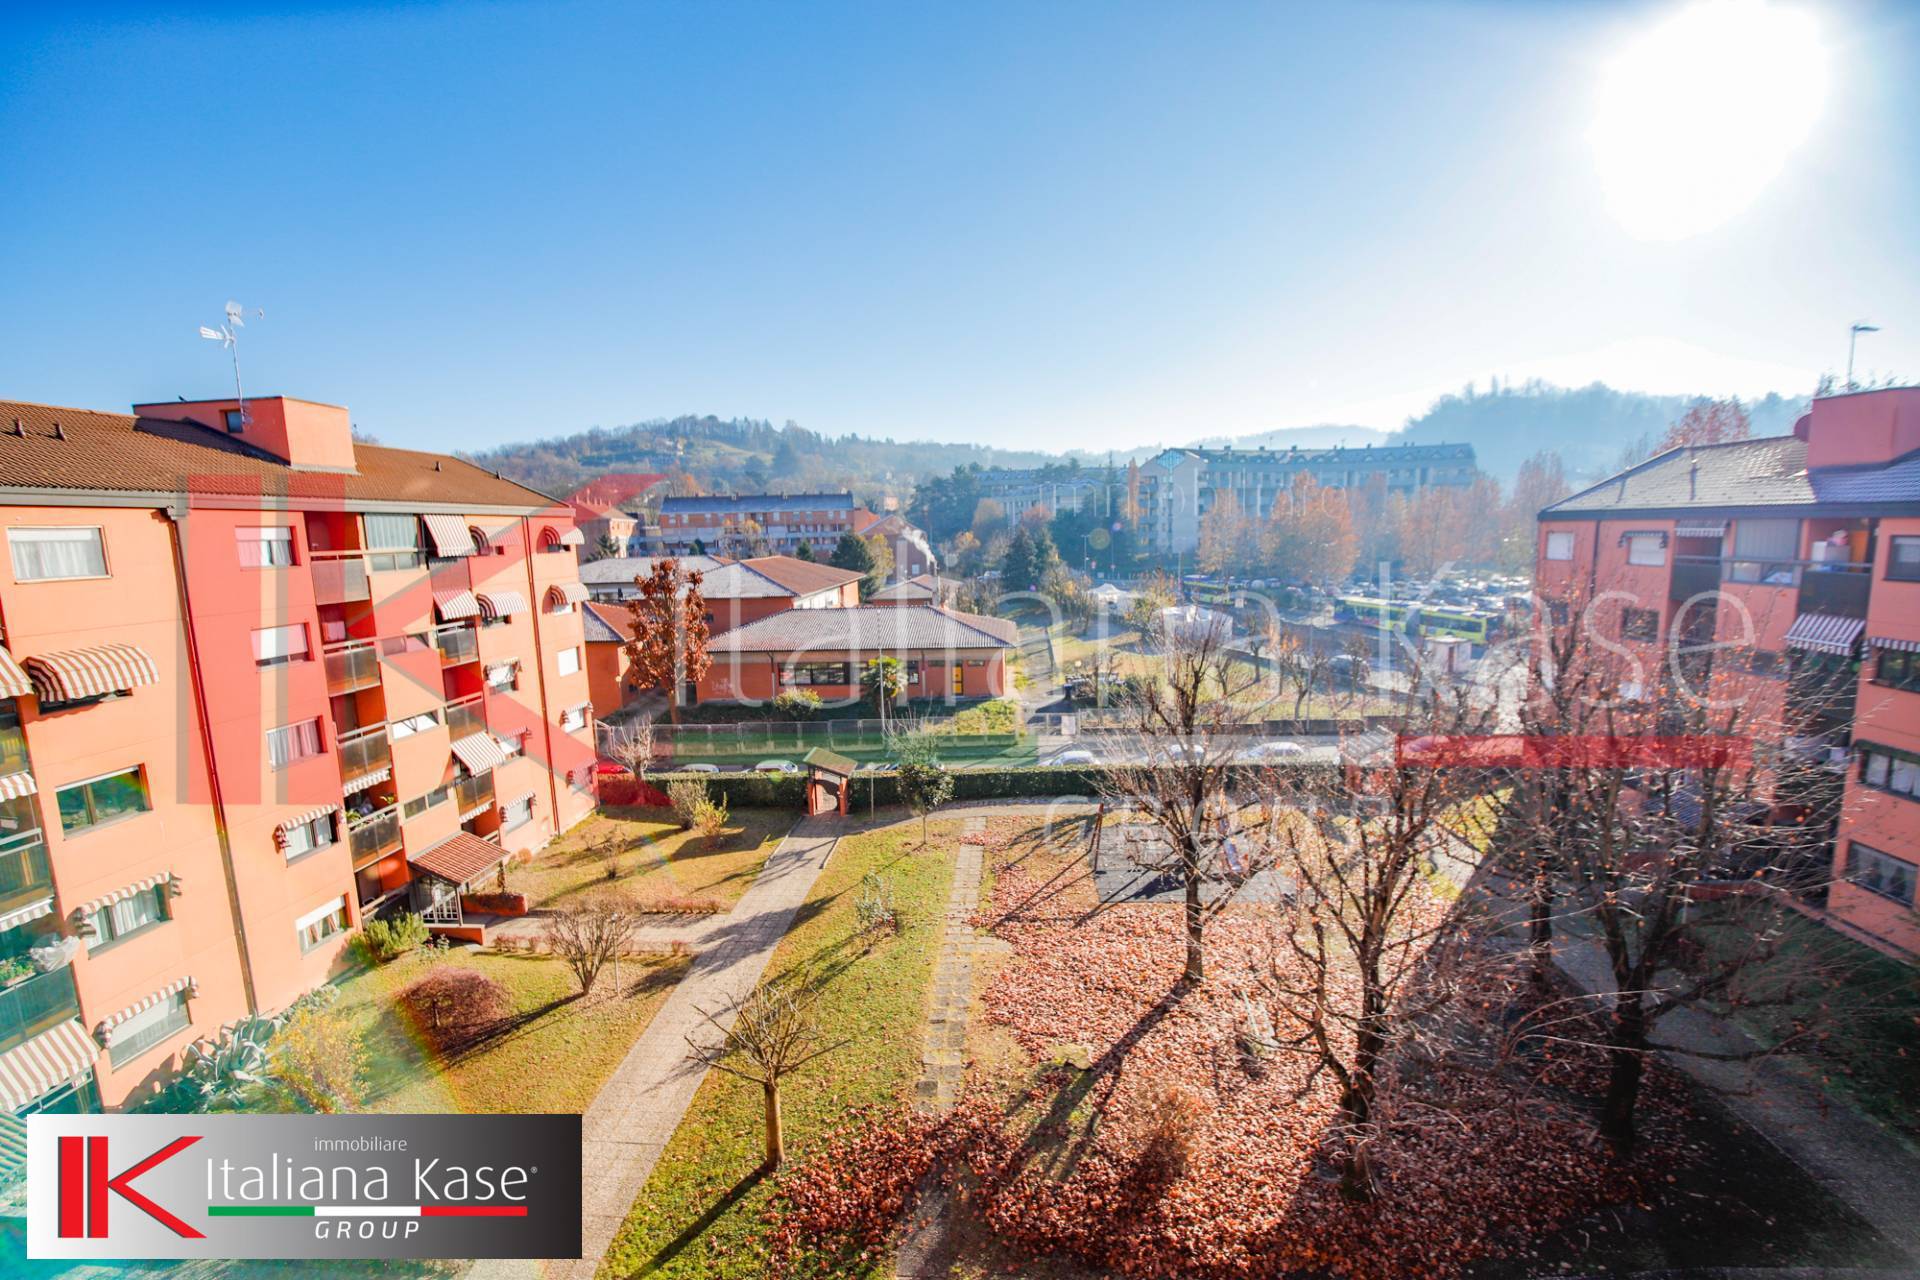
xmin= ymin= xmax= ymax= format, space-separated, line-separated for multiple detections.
xmin=1186 ymin=423 xmax=1392 ymax=451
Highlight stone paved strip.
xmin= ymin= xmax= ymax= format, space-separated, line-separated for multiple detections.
xmin=913 ymin=816 xmax=987 ymax=1112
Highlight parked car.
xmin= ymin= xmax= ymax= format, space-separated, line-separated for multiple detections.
xmin=1052 ymin=748 xmax=1101 ymax=766
xmin=754 ymin=759 xmax=801 ymax=774
xmin=682 ymin=762 xmax=720 ymax=774
xmin=1236 ymin=740 xmax=1306 ymax=762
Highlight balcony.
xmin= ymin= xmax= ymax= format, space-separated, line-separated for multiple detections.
xmin=0 ymin=838 xmax=53 ymax=919
xmin=0 ymin=966 xmax=80 ymax=1057
xmin=337 ymin=724 xmax=392 ymax=792
xmin=347 ymin=804 xmax=402 ymax=867
xmin=1798 ymin=566 xmax=1872 ymax=620
xmin=311 ymin=554 xmax=371 ymax=606
xmin=445 ymin=695 xmax=487 ymax=741
xmin=324 ymin=641 xmax=381 ymax=697
xmin=436 ymin=626 xmax=479 ymax=667
xmin=455 ymin=772 xmax=496 ymax=820
xmin=1669 ymin=555 xmax=1722 ymax=600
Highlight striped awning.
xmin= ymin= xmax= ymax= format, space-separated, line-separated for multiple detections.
xmin=0 ymin=646 xmax=32 ymax=699
xmin=1618 ymin=530 xmax=1670 ymax=547
xmin=1784 ymin=613 xmax=1866 ymax=656
xmin=451 ymin=732 xmax=508 ymax=775
xmin=409 ymin=832 xmax=507 ymax=886
xmin=96 ymin=976 xmax=196 ymax=1041
xmin=273 ymin=806 xmax=340 ymax=849
xmin=25 ymin=644 xmax=158 ymax=702
xmin=501 ymin=789 xmax=536 ymax=812
xmin=72 ymin=871 xmax=176 ymax=921
xmin=549 ymin=582 xmax=589 ymax=606
xmin=476 ymin=590 xmax=528 ymax=620
xmin=432 ymin=589 xmax=481 ymax=622
xmin=342 ymin=764 xmax=392 ymax=795
xmin=1870 ymin=636 xmax=1920 ymax=654
xmin=0 ymin=1019 xmax=98 ymax=1111
xmin=1675 ymin=520 xmax=1728 ymax=537
xmin=421 ymin=515 xmax=477 ymax=558
xmin=557 ymin=528 xmax=586 ymax=547
xmin=0 ymin=897 xmax=53 ymax=933
xmin=0 ymin=770 xmax=36 ymax=800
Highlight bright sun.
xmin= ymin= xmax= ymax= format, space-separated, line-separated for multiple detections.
xmin=1591 ymin=0 xmax=1827 ymax=241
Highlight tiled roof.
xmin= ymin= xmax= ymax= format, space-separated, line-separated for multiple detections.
xmin=709 ymin=605 xmax=1016 ymax=654
xmin=0 ymin=400 xmax=556 ymax=510
xmin=577 ymin=554 xmax=731 ymax=585
xmin=659 ymin=492 xmax=853 ymax=515
xmin=738 ymin=556 xmax=863 ymax=597
xmin=581 ymin=601 xmax=628 ymax=644
xmin=870 ymin=573 xmax=958 ymax=602
xmin=1544 ymin=435 xmax=1920 ymax=516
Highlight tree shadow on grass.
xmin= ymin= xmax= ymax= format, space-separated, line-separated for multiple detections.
xmin=635 ymin=1166 xmax=769 ymax=1276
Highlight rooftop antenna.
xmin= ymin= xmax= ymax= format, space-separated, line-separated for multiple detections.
xmin=198 ymin=300 xmax=264 ymax=426
xmin=1847 ymin=321 xmax=1880 ymax=391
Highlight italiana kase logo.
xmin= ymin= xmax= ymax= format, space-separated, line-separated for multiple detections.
xmin=28 ymin=1114 xmax=581 ymax=1260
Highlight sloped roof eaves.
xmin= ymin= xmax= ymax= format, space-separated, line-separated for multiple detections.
xmin=740 ymin=557 xmax=864 ymax=596
xmin=581 ymin=602 xmax=629 ymax=644
xmin=709 ymin=607 xmax=1015 ymax=654
xmin=1542 ymin=437 xmax=1817 ymax=518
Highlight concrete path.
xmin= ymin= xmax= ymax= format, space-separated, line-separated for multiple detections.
xmin=912 ymin=817 xmax=989 ymax=1112
xmin=468 ymin=814 xmax=847 ymax=1280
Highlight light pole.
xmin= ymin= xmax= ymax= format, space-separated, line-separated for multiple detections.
xmin=1848 ymin=322 xmax=1880 ymax=391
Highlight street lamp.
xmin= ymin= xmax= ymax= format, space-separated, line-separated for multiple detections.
xmin=1847 ymin=322 xmax=1880 ymax=391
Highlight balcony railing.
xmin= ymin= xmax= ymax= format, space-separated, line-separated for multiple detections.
xmin=336 ymin=724 xmax=392 ymax=790
xmin=0 ymin=966 xmax=80 ymax=1057
xmin=445 ymin=695 xmax=487 ymax=741
xmin=311 ymin=554 xmax=371 ymax=605
xmin=1670 ymin=555 xmax=1723 ymax=600
xmin=455 ymin=772 xmax=496 ymax=820
xmin=347 ymin=804 xmax=402 ymax=867
xmin=324 ymin=641 xmax=381 ymax=697
xmin=1798 ymin=566 xmax=1872 ymax=620
xmin=436 ymin=626 xmax=480 ymax=667
xmin=0 ymin=839 xmax=53 ymax=918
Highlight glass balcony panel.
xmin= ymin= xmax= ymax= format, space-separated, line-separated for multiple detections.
xmin=347 ymin=805 xmax=402 ymax=867
xmin=324 ymin=643 xmax=381 ymax=697
xmin=0 ymin=966 xmax=79 ymax=1056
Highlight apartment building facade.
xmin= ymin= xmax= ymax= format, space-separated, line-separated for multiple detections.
xmin=1141 ymin=442 xmax=1478 ymax=554
xmin=0 ymin=396 xmax=597 ymax=1117
xmin=973 ymin=467 xmax=1108 ymax=522
xmin=1535 ymin=387 xmax=1920 ymax=957
xmin=653 ymin=493 xmax=858 ymax=557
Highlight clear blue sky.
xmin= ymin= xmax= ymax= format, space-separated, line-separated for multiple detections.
xmin=3 ymin=0 xmax=1916 ymax=455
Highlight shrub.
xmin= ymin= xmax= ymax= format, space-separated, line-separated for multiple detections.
xmin=460 ymin=892 xmax=530 ymax=916
xmin=666 ymin=778 xmax=711 ymax=830
xmin=771 ymin=689 xmax=823 ymax=720
xmin=632 ymin=892 xmax=724 ymax=915
xmin=692 ymin=790 xmax=731 ymax=840
xmin=353 ymin=912 xmax=429 ymax=965
xmin=854 ymin=872 xmax=899 ymax=937
xmin=1134 ymin=1080 xmax=1207 ymax=1184
xmin=398 ymin=968 xmax=511 ymax=1052
xmin=274 ymin=1005 xmax=366 ymax=1113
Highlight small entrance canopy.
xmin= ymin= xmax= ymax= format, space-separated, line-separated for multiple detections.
xmin=801 ymin=748 xmax=856 ymax=816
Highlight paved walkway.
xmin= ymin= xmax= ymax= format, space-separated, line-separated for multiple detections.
xmin=912 ymin=816 xmax=989 ymax=1112
xmin=468 ymin=814 xmax=847 ymax=1280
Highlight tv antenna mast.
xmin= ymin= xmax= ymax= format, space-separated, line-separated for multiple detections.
xmin=198 ymin=301 xmax=264 ymax=425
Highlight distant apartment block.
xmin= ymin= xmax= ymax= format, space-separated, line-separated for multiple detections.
xmin=1141 ymin=442 xmax=1477 ymax=554
xmin=653 ymin=493 xmax=858 ymax=557
xmin=1536 ymin=387 xmax=1920 ymax=958
xmin=0 ymin=395 xmax=596 ymax=1116
xmin=973 ymin=468 xmax=1108 ymax=522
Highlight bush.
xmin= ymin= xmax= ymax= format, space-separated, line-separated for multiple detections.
xmin=274 ymin=1005 xmax=367 ymax=1113
xmin=692 ymin=790 xmax=730 ymax=840
xmin=398 ymin=968 xmax=512 ymax=1053
xmin=854 ymin=872 xmax=899 ymax=937
xmin=460 ymin=891 xmax=530 ymax=916
xmin=353 ymin=912 xmax=430 ymax=965
xmin=771 ymin=689 xmax=823 ymax=720
xmin=1134 ymin=1080 xmax=1207 ymax=1184
xmin=666 ymin=778 xmax=711 ymax=830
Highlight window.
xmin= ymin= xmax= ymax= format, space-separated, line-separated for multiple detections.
xmin=295 ymin=896 xmax=350 ymax=952
xmin=570 ymin=765 xmax=594 ymax=792
xmin=1889 ymin=537 xmax=1920 ymax=583
xmin=1620 ymin=607 xmax=1660 ymax=643
xmin=87 ymin=885 xmax=169 ymax=950
xmin=224 ymin=409 xmax=245 ymax=433
xmin=539 ymin=527 xmax=565 ymax=553
xmin=403 ymin=785 xmax=451 ymax=820
xmin=1544 ymin=531 xmax=1574 ymax=562
xmin=265 ymin=719 xmax=325 ymax=770
xmin=56 ymin=768 xmax=150 ymax=834
xmin=501 ymin=796 xmax=534 ymax=831
xmin=1876 ymin=647 xmax=1920 ymax=692
xmin=560 ymin=704 xmax=589 ymax=732
xmin=252 ymin=624 xmax=310 ymax=668
xmin=9 ymin=526 xmax=107 ymax=581
xmin=282 ymin=810 xmax=339 ymax=861
xmin=1625 ymin=534 xmax=1667 ymax=567
xmin=389 ymin=710 xmax=441 ymax=740
xmin=1728 ymin=518 xmax=1801 ymax=584
xmin=497 ymin=731 xmax=526 ymax=759
xmin=236 ymin=527 xmax=297 ymax=568
xmin=1846 ymin=841 xmax=1916 ymax=906
xmin=364 ymin=514 xmax=423 ymax=572
xmin=1859 ymin=745 xmax=1920 ymax=802
xmin=555 ymin=647 xmax=581 ymax=677
xmin=108 ymin=989 xmax=191 ymax=1067
xmin=486 ymin=663 xmax=518 ymax=692
xmin=789 ymin=662 xmax=850 ymax=686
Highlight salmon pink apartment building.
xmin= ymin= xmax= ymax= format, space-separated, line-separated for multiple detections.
xmin=0 ymin=395 xmax=597 ymax=1118
xmin=1536 ymin=387 xmax=1920 ymax=958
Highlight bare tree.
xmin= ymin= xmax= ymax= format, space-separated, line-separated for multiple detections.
xmin=548 ymin=895 xmax=640 ymax=997
xmin=1097 ymin=620 xmax=1264 ymax=984
xmin=686 ymin=972 xmax=848 ymax=1170
xmin=604 ymin=717 xmax=656 ymax=781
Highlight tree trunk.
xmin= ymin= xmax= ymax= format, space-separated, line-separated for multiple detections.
xmin=1527 ymin=868 xmax=1554 ymax=992
xmin=1182 ymin=867 xmax=1205 ymax=984
xmin=762 ymin=1079 xmax=784 ymax=1171
xmin=1600 ymin=1000 xmax=1647 ymax=1152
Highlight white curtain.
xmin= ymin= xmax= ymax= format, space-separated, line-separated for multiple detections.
xmin=10 ymin=527 xmax=106 ymax=580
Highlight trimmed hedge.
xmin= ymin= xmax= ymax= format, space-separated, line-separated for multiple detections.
xmin=644 ymin=762 xmax=1347 ymax=810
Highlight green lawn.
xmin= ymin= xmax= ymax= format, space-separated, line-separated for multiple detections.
xmin=513 ymin=807 xmax=787 ymax=910
xmin=599 ymin=818 xmax=960 ymax=1279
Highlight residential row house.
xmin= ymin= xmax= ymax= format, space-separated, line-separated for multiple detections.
xmin=1535 ymin=386 xmax=1920 ymax=958
xmin=1141 ymin=442 xmax=1478 ymax=555
xmin=0 ymin=395 xmax=597 ymax=1120
xmin=651 ymin=493 xmax=859 ymax=558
